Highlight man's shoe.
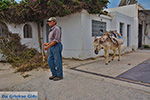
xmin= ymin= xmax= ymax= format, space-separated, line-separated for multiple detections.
xmin=53 ymin=77 xmax=63 ymax=81
xmin=49 ymin=76 xmax=56 ymax=80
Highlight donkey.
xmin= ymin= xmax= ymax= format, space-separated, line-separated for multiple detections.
xmin=93 ymin=32 xmax=123 ymax=65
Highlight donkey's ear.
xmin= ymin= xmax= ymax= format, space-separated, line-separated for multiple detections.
xmin=94 ymin=38 xmax=98 ymax=42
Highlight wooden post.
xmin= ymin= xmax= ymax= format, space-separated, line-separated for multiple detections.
xmin=37 ymin=22 xmax=45 ymax=62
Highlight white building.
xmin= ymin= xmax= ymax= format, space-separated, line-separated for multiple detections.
xmin=108 ymin=4 xmax=150 ymax=48
xmin=0 ymin=3 xmax=149 ymax=60
xmin=108 ymin=4 xmax=138 ymax=49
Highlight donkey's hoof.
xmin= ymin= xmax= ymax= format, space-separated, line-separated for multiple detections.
xmin=108 ymin=60 xmax=111 ymax=63
xmin=111 ymin=59 xmax=114 ymax=61
xmin=118 ymin=59 xmax=120 ymax=61
xmin=105 ymin=63 xmax=108 ymax=65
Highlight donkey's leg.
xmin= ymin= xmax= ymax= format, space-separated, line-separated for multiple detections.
xmin=118 ymin=46 xmax=121 ymax=61
xmin=104 ymin=49 xmax=109 ymax=65
xmin=112 ymin=49 xmax=116 ymax=61
xmin=104 ymin=49 xmax=107 ymax=59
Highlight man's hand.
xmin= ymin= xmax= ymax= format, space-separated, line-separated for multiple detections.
xmin=44 ymin=43 xmax=49 ymax=46
xmin=44 ymin=41 xmax=57 ymax=50
xmin=43 ymin=43 xmax=50 ymax=50
xmin=44 ymin=46 xmax=50 ymax=50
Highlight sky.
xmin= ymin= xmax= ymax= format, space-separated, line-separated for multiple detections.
xmin=108 ymin=0 xmax=150 ymax=9
xmin=15 ymin=0 xmax=150 ymax=9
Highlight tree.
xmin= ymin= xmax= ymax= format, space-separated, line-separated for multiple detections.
xmin=0 ymin=0 xmax=109 ymax=23
xmin=0 ymin=0 xmax=17 ymax=10
xmin=0 ymin=0 xmax=109 ymax=52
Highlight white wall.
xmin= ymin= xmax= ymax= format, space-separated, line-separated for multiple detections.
xmin=6 ymin=22 xmax=40 ymax=50
xmin=58 ymin=13 xmax=84 ymax=59
xmin=43 ymin=12 xmax=84 ymax=59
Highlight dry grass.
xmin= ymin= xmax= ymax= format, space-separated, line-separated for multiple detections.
xmin=0 ymin=32 xmax=48 ymax=72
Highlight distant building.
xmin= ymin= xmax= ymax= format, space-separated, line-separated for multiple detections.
xmin=118 ymin=0 xmax=150 ymax=47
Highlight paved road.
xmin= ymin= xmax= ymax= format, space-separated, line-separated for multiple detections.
xmin=2 ymin=69 xmax=149 ymax=100
xmin=117 ymin=58 xmax=150 ymax=84
xmin=0 ymin=50 xmax=150 ymax=100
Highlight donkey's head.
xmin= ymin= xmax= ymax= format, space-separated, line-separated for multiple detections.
xmin=100 ymin=32 xmax=110 ymax=42
xmin=93 ymin=37 xmax=103 ymax=55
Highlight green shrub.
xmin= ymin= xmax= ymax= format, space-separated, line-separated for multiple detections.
xmin=143 ymin=45 xmax=150 ymax=48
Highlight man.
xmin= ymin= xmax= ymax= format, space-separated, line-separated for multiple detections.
xmin=44 ymin=17 xmax=63 ymax=81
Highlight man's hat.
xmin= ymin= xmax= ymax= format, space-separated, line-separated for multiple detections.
xmin=47 ymin=17 xmax=56 ymax=22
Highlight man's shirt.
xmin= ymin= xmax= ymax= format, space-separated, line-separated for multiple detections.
xmin=48 ymin=25 xmax=61 ymax=43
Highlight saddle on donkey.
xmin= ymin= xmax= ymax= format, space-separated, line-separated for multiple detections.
xmin=109 ymin=30 xmax=123 ymax=45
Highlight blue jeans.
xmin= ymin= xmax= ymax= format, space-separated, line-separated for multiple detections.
xmin=48 ymin=42 xmax=63 ymax=77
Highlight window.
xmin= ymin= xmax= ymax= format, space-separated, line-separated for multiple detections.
xmin=92 ymin=20 xmax=106 ymax=37
xmin=23 ymin=24 xmax=32 ymax=38
xmin=119 ymin=22 xmax=124 ymax=36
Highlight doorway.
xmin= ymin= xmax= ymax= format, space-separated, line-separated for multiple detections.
xmin=127 ymin=24 xmax=131 ymax=47
xmin=138 ymin=24 xmax=143 ymax=48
